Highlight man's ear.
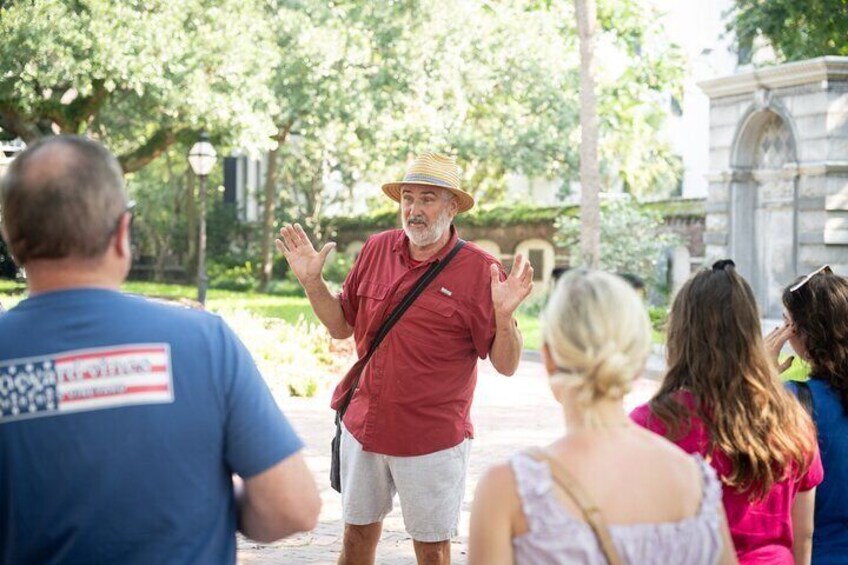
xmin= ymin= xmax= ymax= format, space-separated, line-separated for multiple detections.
xmin=114 ymin=213 xmax=132 ymax=258
xmin=448 ymin=194 xmax=459 ymax=220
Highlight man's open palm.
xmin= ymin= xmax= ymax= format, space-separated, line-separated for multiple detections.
xmin=275 ymin=224 xmax=335 ymax=286
xmin=490 ymin=253 xmax=534 ymax=318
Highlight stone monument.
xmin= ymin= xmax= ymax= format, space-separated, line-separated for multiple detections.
xmin=700 ymin=57 xmax=848 ymax=316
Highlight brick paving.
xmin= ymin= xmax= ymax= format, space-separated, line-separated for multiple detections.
xmin=237 ymin=356 xmax=660 ymax=565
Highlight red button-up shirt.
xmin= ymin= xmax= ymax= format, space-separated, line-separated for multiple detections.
xmin=333 ymin=227 xmax=503 ymax=456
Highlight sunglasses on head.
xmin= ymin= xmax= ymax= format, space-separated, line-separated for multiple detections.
xmin=790 ymin=265 xmax=832 ymax=293
xmin=107 ymin=200 xmax=136 ymax=240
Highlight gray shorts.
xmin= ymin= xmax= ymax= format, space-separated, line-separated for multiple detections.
xmin=340 ymin=424 xmax=471 ymax=542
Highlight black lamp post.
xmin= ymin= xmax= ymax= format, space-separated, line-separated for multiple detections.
xmin=188 ymin=132 xmax=217 ymax=306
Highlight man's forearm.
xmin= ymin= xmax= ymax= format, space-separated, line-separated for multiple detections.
xmin=234 ymin=454 xmax=321 ymax=543
xmin=303 ymin=278 xmax=353 ymax=339
xmin=489 ymin=314 xmax=522 ymax=376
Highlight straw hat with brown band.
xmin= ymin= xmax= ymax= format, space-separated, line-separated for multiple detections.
xmin=381 ymin=152 xmax=475 ymax=213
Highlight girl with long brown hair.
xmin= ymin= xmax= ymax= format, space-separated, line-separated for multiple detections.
xmin=767 ymin=267 xmax=848 ymax=564
xmin=631 ymin=260 xmax=822 ymax=564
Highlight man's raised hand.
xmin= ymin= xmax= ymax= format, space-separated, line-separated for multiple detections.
xmin=275 ymin=223 xmax=335 ymax=288
xmin=490 ymin=253 xmax=534 ymax=319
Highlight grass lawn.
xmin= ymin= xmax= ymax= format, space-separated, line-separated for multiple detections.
xmin=2 ymin=279 xmax=819 ymax=382
xmin=123 ymin=281 xmax=320 ymax=323
xmin=515 ymin=312 xmax=540 ymax=351
xmin=1 ymin=279 xmax=317 ymax=324
xmin=3 ymin=279 xmax=547 ymax=350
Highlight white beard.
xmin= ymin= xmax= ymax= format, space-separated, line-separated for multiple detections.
xmin=403 ymin=207 xmax=453 ymax=247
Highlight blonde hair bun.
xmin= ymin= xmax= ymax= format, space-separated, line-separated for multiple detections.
xmin=543 ymin=270 xmax=651 ymax=411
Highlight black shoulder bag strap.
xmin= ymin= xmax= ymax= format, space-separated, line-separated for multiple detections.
xmin=796 ymin=380 xmax=814 ymax=416
xmin=337 ymin=239 xmax=466 ymax=420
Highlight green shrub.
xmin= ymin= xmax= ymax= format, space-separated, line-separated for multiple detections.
xmin=0 ymin=238 xmax=18 ymax=280
xmin=219 ymin=310 xmax=354 ymax=398
xmin=555 ymin=196 xmax=682 ymax=288
xmin=272 ymin=254 xmax=290 ymax=279
xmin=264 ymin=278 xmax=306 ymax=297
xmin=518 ymin=291 xmax=548 ymax=318
xmin=209 ymin=261 xmax=257 ymax=292
xmin=648 ymin=305 xmax=668 ymax=332
xmin=288 ymin=375 xmax=319 ymax=398
xmin=324 ymin=252 xmax=353 ymax=285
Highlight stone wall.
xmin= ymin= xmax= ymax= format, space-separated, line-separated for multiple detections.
xmin=700 ymin=56 xmax=848 ymax=316
xmin=332 ymin=213 xmax=566 ymax=286
xmin=331 ymin=200 xmax=706 ymax=291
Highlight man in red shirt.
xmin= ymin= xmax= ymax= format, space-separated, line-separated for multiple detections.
xmin=277 ymin=152 xmax=533 ymax=564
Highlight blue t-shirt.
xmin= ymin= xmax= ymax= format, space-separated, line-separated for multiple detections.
xmin=788 ymin=378 xmax=848 ymax=564
xmin=0 ymin=289 xmax=304 ymax=564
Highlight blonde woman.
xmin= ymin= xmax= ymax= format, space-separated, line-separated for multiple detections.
xmin=469 ymin=270 xmax=736 ymax=565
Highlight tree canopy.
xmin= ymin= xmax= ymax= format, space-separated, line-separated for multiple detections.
xmin=730 ymin=0 xmax=848 ymax=62
xmin=0 ymin=0 xmax=276 ymax=172
xmin=1 ymin=0 xmax=685 ymax=194
xmin=0 ymin=0 xmax=689 ymax=281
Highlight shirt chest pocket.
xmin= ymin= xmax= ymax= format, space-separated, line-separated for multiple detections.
xmin=413 ymin=293 xmax=457 ymax=318
xmin=407 ymin=293 xmax=468 ymax=345
xmin=356 ymin=280 xmax=390 ymax=317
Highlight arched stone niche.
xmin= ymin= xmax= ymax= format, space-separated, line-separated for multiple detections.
xmin=700 ymin=57 xmax=848 ymax=319
xmin=728 ymin=102 xmax=798 ymax=316
xmin=472 ymin=239 xmax=501 ymax=260
xmin=514 ymin=238 xmax=555 ymax=285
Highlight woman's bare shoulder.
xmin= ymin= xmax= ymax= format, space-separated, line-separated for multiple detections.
xmin=477 ymin=461 xmax=518 ymax=498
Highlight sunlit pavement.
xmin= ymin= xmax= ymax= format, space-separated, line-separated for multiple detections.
xmin=238 ymin=354 xmax=661 ymax=564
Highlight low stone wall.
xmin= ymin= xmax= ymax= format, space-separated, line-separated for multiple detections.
xmin=330 ymin=198 xmax=706 ymax=289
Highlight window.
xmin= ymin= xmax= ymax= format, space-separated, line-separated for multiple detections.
xmin=528 ymin=249 xmax=545 ymax=282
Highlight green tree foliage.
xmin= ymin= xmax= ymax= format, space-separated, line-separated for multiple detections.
xmin=0 ymin=0 xmax=683 ymax=190
xmin=730 ymin=0 xmax=848 ymax=62
xmin=554 ymin=196 xmax=680 ymax=285
xmin=0 ymin=0 xmax=276 ymax=172
xmin=124 ymin=145 xmax=193 ymax=279
xmin=595 ymin=0 xmax=686 ymax=195
xmin=0 ymin=0 xmax=688 ymax=283
xmin=263 ymin=0 xmax=686 ymax=222
xmin=256 ymin=0 xmax=430 ymax=287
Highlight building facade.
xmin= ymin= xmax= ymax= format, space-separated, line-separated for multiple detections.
xmin=700 ymin=57 xmax=848 ymax=316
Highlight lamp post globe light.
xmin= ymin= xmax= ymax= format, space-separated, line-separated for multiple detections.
xmin=188 ymin=132 xmax=217 ymax=306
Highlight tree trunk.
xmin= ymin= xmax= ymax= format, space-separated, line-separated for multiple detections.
xmin=153 ymin=232 xmax=167 ymax=282
xmin=117 ymin=128 xmax=179 ymax=173
xmin=574 ymin=0 xmax=601 ymax=269
xmin=259 ymin=124 xmax=292 ymax=292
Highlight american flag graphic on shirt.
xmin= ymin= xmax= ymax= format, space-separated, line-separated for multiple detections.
xmin=0 ymin=344 xmax=174 ymax=424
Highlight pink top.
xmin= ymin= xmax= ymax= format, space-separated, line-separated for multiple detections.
xmin=631 ymin=390 xmax=824 ymax=564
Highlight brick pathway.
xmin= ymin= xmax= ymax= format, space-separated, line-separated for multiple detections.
xmin=237 ymin=357 xmax=660 ymax=565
